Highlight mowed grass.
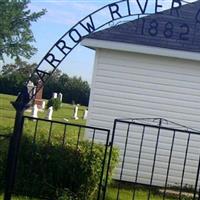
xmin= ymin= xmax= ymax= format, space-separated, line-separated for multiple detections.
xmin=106 ymin=183 xmax=176 ymax=200
xmin=0 ymin=94 xmax=177 ymax=200
xmin=0 ymin=93 xmax=87 ymax=136
xmin=0 ymin=186 xmax=176 ymax=200
xmin=0 ymin=94 xmax=16 ymax=134
xmin=0 ymin=186 xmax=175 ymax=200
xmin=0 ymin=195 xmax=38 ymax=200
xmin=0 ymin=93 xmax=88 ymax=200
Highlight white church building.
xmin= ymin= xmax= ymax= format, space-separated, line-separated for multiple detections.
xmin=82 ymin=1 xmax=200 ymax=187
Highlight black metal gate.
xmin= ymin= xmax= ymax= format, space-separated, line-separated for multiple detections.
xmin=102 ymin=118 xmax=200 ymax=200
xmin=4 ymin=117 xmax=200 ymax=200
xmin=3 ymin=116 xmax=110 ymax=200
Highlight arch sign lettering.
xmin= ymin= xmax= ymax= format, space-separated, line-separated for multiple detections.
xmin=15 ymin=0 xmax=199 ymax=109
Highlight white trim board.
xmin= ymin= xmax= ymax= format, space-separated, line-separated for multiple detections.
xmin=81 ymin=38 xmax=200 ymax=62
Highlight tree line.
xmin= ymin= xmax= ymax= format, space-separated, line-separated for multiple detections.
xmin=0 ymin=1 xmax=90 ymax=106
xmin=0 ymin=59 xmax=90 ymax=106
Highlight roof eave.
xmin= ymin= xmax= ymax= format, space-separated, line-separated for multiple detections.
xmin=81 ymin=38 xmax=200 ymax=62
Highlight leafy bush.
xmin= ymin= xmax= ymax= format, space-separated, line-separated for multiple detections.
xmin=47 ymin=98 xmax=61 ymax=110
xmin=0 ymin=137 xmax=10 ymax=191
xmin=0 ymin=136 xmax=119 ymax=200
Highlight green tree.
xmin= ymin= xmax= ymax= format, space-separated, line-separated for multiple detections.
xmin=1 ymin=58 xmax=36 ymax=76
xmin=0 ymin=60 xmax=91 ymax=106
xmin=0 ymin=0 xmax=46 ymax=61
xmin=0 ymin=59 xmax=37 ymax=95
xmin=66 ymin=76 xmax=90 ymax=105
xmin=43 ymin=74 xmax=90 ymax=106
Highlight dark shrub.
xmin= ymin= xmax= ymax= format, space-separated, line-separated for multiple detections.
xmin=47 ymin=98 xmax=61 ymax=111
xmin=1 ymin=136 xmax=118 ymax=200
xmin=0 ymin=137 xmax=9 ymax=191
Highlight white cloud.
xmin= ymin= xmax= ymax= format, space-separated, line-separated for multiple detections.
xmin=29 ymin=4 xmax=81 ymax=25
xmin=29 ymin=0 xmax=199 ymax=26
xmin=71 ymin=2 xmax=100 ymax=13
xmin=29 ymin=1 xmax=110 ymax=25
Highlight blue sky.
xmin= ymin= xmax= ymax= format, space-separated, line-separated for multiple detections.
xmin=29 ymin=0 xmax=118 ymax=83
xmin=2 ymin=0 xmax=197 ymax=83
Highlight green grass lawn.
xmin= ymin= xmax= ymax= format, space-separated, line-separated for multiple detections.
xmin=0 ymin=186 xmax=176 ymax=200
xmin=0 ymin=93 xmax=87 ymax=136
xmin=106 ymin=188 xmax=168 ymax=200
xmin=0 ymin=94 xmax=178 ymax=200
xmin=0 ymin=94 xmax=16 ymax=134
xmin=0 ymin=195 xmax=38 ymax=200
xmin=0 ymin=187 xmax=176 ymax=200
xmin=105 ymin=183 xmax=177 ymax=200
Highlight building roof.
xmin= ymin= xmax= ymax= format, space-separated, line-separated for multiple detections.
xmin=85 ymin=1 xmax=200 ymax=53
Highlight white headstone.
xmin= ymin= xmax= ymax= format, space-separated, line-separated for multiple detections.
xmin=73 ymin=106 xmax=79 ymax=120
xmin=52 ymin=92 xmax=57 ymax=99
xmin=27 ymin=81 xmax=35 ymax=97
xmin=27 ymin=80 xmax=34 ymax=88
xmin=58 ymin=93 xmax=63 ymax=102
xmin=46 ymin=106 xmax=53 ymax=120
xmin=83 ymin=109 xmax=88 ymax=120
xmin=41 ymin=101 xmax=46 ymax=109
xmin=31 ymin=104 xmax=38 ymax=118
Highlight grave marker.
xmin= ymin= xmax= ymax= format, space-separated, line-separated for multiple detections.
xmin=73 ymin=105 xmax=79 ymax=120
xmin=34 ymin=80 xmax=44 ymax=108
xmin=83 ymin=109 xmax=88 ymax=120
xmin=46 ymin=106 xmax=53 ymax=120
xmin=52 ymin=92 xmax=57 ymax=99
xmin=31 ymin=104 xmax=38 ymax=118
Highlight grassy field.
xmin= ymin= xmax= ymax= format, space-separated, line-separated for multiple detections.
xmin=0 ymin=93 xmax=88 ymax=200
xmin=0 ymin=93 xmax=87 ymax=135
xmin=106 ymin=186 xmax=173 ymax=200
xmin=0 ymin=94 xmax=178 ymax=200
xmin=0 ymin=186 xmax=175 ymax=200
xmin=0 ymin=187 xmax=175 ymax=200
xmin=0 ymin=195 xmax=38 ymax=200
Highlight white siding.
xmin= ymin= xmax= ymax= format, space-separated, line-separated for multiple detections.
xmin=87 ymin=48 xmax=200 ymax=187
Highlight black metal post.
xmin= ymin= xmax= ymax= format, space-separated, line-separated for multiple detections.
xmin=163 ymin=130 xmax=176 ymax=200
xmin=147 ymin=118 xmax=162 ymax=200
xmin=116 ymin=123 xmax=131 ymax=200
xmin=179 ymin=133 xmax=191 ymax=199
xmin=97 ymin=129 xmax=110 ymax=200
xmin=101 ymin=119 xmax=118 ymax=200
xmin=4 ymin=108 xmax=25 ymax=200
xmin=132 ymin=125 xmax=146 ymax=200
xmin=193 ymin=156 xmax=200 ymax=200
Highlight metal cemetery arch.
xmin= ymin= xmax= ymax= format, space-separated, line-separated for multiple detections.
xmin=14 ymin=0 xmax=187 ymax=108
xmin=4 ymin=0 xmax=200 ymax=200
